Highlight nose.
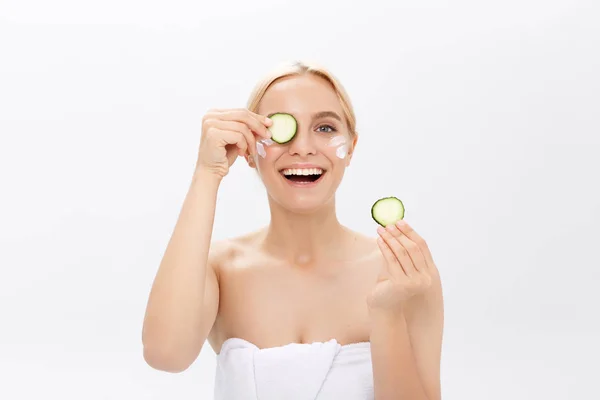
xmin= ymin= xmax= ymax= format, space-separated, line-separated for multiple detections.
xmin=287 ymin=125 xmax=317 ymax=157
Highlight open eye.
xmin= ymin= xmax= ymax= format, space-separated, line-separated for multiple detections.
xmin=317 ymin=124 xmax=337 ymax=133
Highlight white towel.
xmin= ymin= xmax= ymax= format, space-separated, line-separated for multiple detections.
xmin=214 ymin=337 xmax=374 ymax=400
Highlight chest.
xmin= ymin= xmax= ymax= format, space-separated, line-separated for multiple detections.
xmin=214 ymin=258 xmax=380 ymax=348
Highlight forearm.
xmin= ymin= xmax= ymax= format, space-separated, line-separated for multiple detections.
xmin=142 ymin=169 xmax=221 ymax=357
xmin=369 ymin=308 xmax=430 ymax=400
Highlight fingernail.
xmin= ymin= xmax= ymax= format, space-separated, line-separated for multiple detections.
xmin=377 ymin=226 xmax=385 ymax=235
xmin=396 ymin=219 xmax=406 ymax=227
xmin=265 ymin=117 xmax=272 ymax=125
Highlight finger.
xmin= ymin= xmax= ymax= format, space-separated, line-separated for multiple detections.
xmin=211 ymin=108 xmax=272 ymax=125
xmin=376 ymin=236 xmax=402 ymax=280
xmin=213 ymin=120 xmax=256 ymax=157
xmin=249 ymin=109 xmax=273 ymax=127
xmin=395 ymin=220 xmax=435 ymax=270
xmin=213 ymin=129 xmax=249 ymax=156
xmin=216 ymin=109 xmax=272 ymax=139
xmin=377 ymin=226 xmax=413 ymax=277
xmin=229 ymin=108 xmax=272 ymax=124
xmin=385 ymin=224 xmax=427 ymax=274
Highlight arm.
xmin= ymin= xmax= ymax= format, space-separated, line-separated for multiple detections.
xmin=370 ymin=221 xmax=445 ymax=400
xmin=141 ymin=168 xmax=222 ymax=373
xmin=370 ymin=266 xmax=444 ymax=400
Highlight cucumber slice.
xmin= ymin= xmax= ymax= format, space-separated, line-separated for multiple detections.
xmin=268 ymin=113 xmax=297 ymax=144
xmin=371 ymin=197 xmax=405 ymax=227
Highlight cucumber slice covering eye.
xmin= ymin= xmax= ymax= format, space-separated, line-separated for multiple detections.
xmin=371 ymin=197 xmax=405 ymax=227
xmin=268 ymin=113 xmax=297 ymax=144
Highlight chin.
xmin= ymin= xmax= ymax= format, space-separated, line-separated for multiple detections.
xmin=261 ymin=169 xmax=340 ymax=214
xmin=277 ymin=196 xmax=332 ymax=215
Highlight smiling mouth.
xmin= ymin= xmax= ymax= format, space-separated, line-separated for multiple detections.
xmin=280 ymin=168 xmax=326 ymax=183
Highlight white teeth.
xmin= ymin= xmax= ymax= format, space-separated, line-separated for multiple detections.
xmin=281 ymin=168 xmax=324 ymax=176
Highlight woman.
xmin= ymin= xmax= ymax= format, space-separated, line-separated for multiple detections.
xmin=142 ymin=61 xmax=445 ymax=400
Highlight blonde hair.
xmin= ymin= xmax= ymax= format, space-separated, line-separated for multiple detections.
xmin=246 ymin=60 xmax=358 ymax=137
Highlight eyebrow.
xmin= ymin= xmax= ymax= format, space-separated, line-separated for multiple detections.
xmin=312 ymin=111 xmax=342 ymax=122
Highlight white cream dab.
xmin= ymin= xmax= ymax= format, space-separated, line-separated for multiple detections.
xmin=336 ymin=144 xmax=348 ymax=158
xmin=256 ymin=141 xmax=266 ymax=158
xmin=256 ymin=138 xmax=275 ymax=158
xmin=327 ymin=135 xmax=348 ymax=159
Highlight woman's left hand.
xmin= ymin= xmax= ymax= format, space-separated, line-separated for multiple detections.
xmin=367 ymin=220 xmax=436 ymax=313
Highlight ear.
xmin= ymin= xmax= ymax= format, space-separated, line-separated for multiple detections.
xmin=345 ymin=134 xmax=358 ymax=166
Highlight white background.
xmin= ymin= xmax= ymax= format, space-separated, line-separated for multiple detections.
xmin=1 ymin=1 xmax=599 ymax=399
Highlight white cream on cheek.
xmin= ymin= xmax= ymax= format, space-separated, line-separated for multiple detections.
xmin=327 ymin=135 xmax=348 ymax=159
xmin=256 ymin=141 xmax=266 ymax=158
xmin=256 ymin=138 xmax=274 ymax=158
xmin=336 ymin=143 xmax=348 ymax=158
xmin=256 ymin=136 xmax=348 ymax=159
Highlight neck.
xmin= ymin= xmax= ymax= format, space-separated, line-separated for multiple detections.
xmin=262 ymin=198 xmax=348 ymax=266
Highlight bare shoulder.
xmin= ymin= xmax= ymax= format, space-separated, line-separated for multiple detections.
xmin=344 ymin=226 xmax=383 ymax=262
xmin=207 ymin=228 xmax=265 ymax=274
xmin=341 ymin=225 xmax=372 ymax=247
xmin=206 ymin=239 xmax=231 ymax=280
xmin=341 ymin=226 xmax=386 ymax=279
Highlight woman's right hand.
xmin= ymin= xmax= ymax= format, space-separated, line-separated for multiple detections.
xmin=195 ymin=108 xmax=273 ymax=178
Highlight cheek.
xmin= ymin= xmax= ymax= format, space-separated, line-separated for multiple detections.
xmin=254 ymin=140 xmax=282 ymax=172
xmin=320 ymin=145 xmax=348 ymax=161
xmin=256 ymin=141 xmax=267 ymax=158
xmin=324 ymin=135 xmax=350 ymax=160
xmin=254 ymin=139 xmax=275 ymax=166
xmin=256 ymin=138 xmax=276 ymax=159
xmin=254 ymin=135 xmax=350 ymax=166
xmin=334 ymin=143 xmax=349 ymax=159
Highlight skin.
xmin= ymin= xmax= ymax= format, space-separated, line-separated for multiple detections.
xmin=142 ymin=73 xmax=444 ymax=400
xmin=208 ymin=74 xmax=374 ymax=350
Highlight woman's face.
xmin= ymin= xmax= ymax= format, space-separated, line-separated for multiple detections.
xmin=248 ymin=74 xmax=357 ymax=213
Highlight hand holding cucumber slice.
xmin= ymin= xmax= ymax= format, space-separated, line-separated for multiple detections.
xmin=371 ymin=197 xmax=405 ymax=227
xmin=267 ymin=113 xmax=297 ymax=144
